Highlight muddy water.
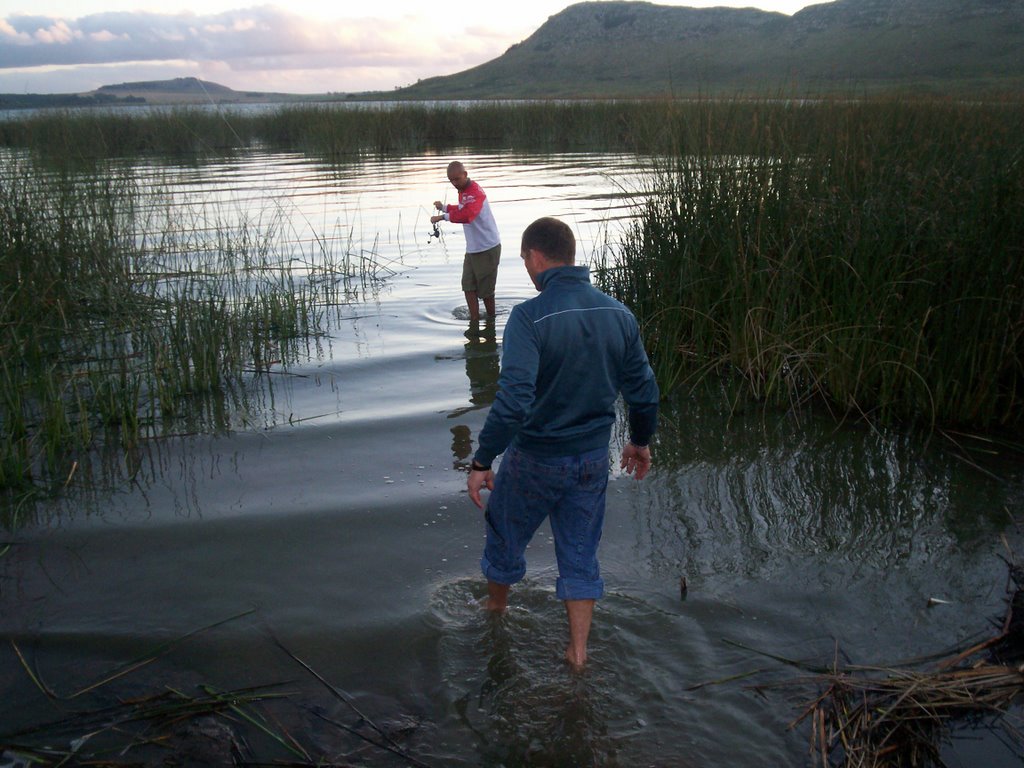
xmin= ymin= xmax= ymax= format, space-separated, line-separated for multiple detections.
xmin=2 ymin=150 xmax=1023 ymax=766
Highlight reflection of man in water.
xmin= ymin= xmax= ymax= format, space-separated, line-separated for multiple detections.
xmin=449 ymin=325 xmax=501 ymax=470
xmin=467 ymin=217 xmax=659 ymax=671
xmin=450 ymin=425 xmax=473 ymax=471
xmin=430 ymin=161 xmax=501 ymax=322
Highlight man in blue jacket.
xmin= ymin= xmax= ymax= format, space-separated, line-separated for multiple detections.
xmin=467 ymin=216 xmax=659 ymax=670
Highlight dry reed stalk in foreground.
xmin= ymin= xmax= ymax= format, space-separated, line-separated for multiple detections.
xmin=794 ymin=663 xmax=1024 ymax=767
xmin=787 ymin=567 xmax=1024 ymax=767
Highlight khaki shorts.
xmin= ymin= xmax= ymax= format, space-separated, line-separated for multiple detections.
xmin=461 ymin=244 xmax=501 ymax=297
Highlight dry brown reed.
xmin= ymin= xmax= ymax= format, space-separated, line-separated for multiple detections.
xmin=775 ymin=568 xmax=1024 ymax=767
xmin=791 ymin=661 xmax=1024 ymax=767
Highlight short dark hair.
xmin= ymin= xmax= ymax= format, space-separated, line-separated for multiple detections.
xmin=521 ymin=217 xmax=575 ymax=265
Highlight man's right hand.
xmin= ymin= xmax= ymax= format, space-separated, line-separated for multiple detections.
xmin=620 ymin=443 xmax=652 ymax=480
xmin=433 ymin=200 xmax=444 ymax=211
xmin=468 ymin=468 xmax=495 ymax=509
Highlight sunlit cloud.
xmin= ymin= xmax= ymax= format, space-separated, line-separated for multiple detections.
xmin=0 ymin=5 xmax=514 ymax=93
xmin=32 ymin=20 xmax=79 ymax=45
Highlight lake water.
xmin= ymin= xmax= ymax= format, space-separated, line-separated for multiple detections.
xmin=2 ymin=149 xmax=1023 ymax=766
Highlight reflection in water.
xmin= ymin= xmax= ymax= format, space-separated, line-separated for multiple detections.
xmin=640 ymin=386 xmax=1024 ymax=582
xmin=451 ymin=425 xmax=473 ymax=471
xmin=448 ymin=319 xmax=500 ymax=471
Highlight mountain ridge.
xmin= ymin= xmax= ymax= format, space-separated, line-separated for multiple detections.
xmin=390 ymin=0 xmax=1024 ymax=98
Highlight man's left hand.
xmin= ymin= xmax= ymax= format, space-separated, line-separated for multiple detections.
xmin=620 ymin=443 xmax=652 ymax=480
xmin=430 ymin=214 xmax=444 ymax=224
xmin=468 ymin=469 xmax=494 ymax=509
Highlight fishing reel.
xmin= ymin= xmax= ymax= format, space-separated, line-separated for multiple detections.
xmin=427 ymin=220 xmax=442 ymax=244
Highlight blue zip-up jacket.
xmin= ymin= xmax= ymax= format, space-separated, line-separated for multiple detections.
xmin=473 ymin=265 xmax=659 ymax=467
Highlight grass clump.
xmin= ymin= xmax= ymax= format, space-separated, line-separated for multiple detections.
xmin=597 ymin=97 xmax=1024 ymax=430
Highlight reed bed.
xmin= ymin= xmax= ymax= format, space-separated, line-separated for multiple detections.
xmin=0 ymin=157 xmax=389 ymax=502
xmin=0 ymin=108 xmax=250 ymax=162
xmin=597 ymin=97 xmax=1024 ymax=430
xmin=0 ymin=100 xmax=691 ymax=159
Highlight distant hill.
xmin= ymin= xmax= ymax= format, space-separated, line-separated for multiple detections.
xmin=0 ymin=77 xmax=316 ymax=110
xmin=94 ymin=77 xmax=235 ymax=100
xmin=92 ymin=77 xmax=304 ymax=105
xmin=388 ymin=0 xmax=1024 ymax=99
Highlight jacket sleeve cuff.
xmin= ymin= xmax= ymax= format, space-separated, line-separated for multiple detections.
xmin=627 ymin=404 xmax=657 ymax=448
xmin=473 ymin=450 xmax=496 ymax=468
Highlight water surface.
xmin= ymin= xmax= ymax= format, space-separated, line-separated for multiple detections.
xmin=2 ymin=149 xmax=1022 ymax=766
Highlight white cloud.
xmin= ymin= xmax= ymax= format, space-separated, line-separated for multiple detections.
xmin=0 ymin=8 xmax=464 ymax=74
xmin=32 ymin=20 xmax=79 ymax=45
xmin=88 ymin=30 xmax=126 ymax=42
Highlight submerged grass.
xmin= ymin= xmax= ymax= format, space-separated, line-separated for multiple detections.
xmin=1 ymin=610 xmax=435 ymax=766
xmin=596 ymin=97 xmax=1024 ymax=430
xmin=0 ymin=155 xmax=389 ymax=504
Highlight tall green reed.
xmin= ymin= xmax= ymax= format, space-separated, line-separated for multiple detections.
xmin=0 ymin=156 xmax=385 ymax=500
xmin=597 ymin=97 xmax=1024 ymax=429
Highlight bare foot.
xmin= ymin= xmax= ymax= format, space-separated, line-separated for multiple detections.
xmin=565 ymin=647 xmax=587 ymax=672
xmin=475 ymin=595 xmax=507 ymax=612
xmin=473 ymin=595 xmax=509 ymax=614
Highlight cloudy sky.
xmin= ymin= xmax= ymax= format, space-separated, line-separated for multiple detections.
xmin=0 ymin=0 xmax=827 ymax=95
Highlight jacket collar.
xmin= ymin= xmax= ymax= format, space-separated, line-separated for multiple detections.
xmin=536 ymin=264 xmax=590 ymax=291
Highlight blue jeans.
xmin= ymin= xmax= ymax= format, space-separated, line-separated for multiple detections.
xmin=481 ymin=444 xmax=610 ymax=600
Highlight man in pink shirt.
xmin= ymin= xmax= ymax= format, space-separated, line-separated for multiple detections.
xmin=431 ymin=161 xmax=502 ymax=322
